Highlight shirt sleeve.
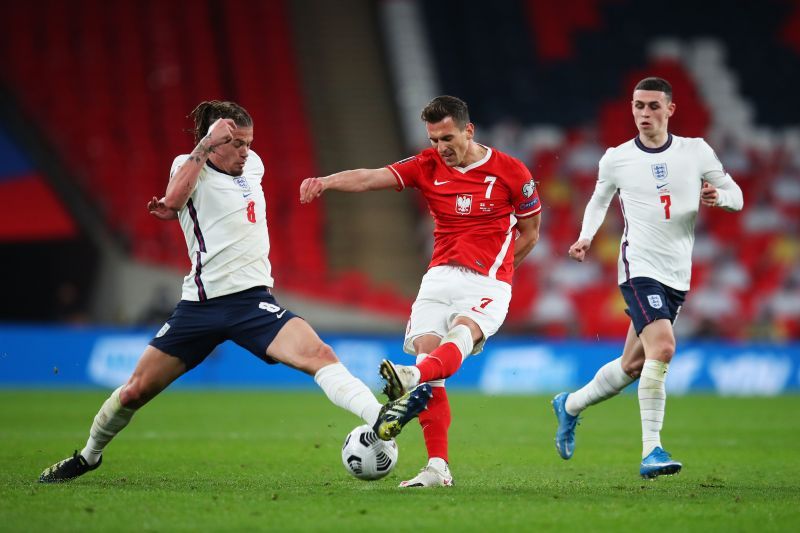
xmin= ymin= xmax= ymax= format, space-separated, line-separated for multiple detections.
xmin=579 ymin=150 xmax=617 ymax=242
xmin=697 ymin=140 xmax=744 ymax=211
xmin=170 ymin=155 xmax=190 ymax=179
xmin=510 ymin=160 xmax=542 ymax=217
xmin=386 ymin=155 xmax=423 ymax=191
xmin=170 ymin=154 xmax=203 ymax=199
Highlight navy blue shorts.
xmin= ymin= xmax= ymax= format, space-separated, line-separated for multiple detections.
xmin=149 ymin=287 xmax=298 ymax=370
xmin=619 ymin=277 xmax=687 ymax=336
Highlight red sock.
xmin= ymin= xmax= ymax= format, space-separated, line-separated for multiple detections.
xmin=418 ymin=386 xmax=450 ymax=463
xmin=416 ymin=342 xmax=463 ymax=382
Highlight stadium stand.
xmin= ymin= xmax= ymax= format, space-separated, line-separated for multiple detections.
xmin=0 ymin=0 xmax=414 ymax=318
xmin=410 ymin=0 xmax=800 ymax=339
xmin=0 ymin=0 xmax=797 ymax=339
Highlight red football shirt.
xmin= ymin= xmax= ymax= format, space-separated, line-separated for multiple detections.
xmin=387 ymin=146 xmax=541 ymax=284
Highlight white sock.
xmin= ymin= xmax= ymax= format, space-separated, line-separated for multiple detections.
xmin=80 ymin=386 xmax=136 ymax=465
xmin=565 ymin=357 xmax=635 ymax=416
xmin=442 ymin=324 xmax=474 ymax=360
xmin=314 ymin=363 xmax=382 ymax=426
xmin=428 ymin=457 xmax=449 ymax=472
xmin=639 ymin=359 xmax=669 ymax=458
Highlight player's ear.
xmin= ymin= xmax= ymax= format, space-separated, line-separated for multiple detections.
xmin=465 ymin=122 xmax=475 ymax=140
xmin=667 ymin=101 xmax=676 ymax=117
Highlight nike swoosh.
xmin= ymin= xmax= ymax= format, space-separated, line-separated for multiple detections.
xmin=656 ymin=183 xmax=668 ymax=189
xmin=276 ymin=310 xmax=287 ymax=318
xmin=434 ymin=179 xmax=452 ymax=186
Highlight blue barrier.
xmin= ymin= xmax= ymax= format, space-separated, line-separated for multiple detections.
xmin=1 ymin=325 xmax=798 ymax=395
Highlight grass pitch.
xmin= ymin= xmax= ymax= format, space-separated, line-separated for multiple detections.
xmin=1 ymin=390 xmax=798 ymax=532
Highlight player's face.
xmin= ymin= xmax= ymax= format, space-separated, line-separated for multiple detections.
xmin=632 ymin=90 xmax=675 ymax=137
xmin=426 ymin=117 xmax=474 ymax=167
xmin=212 ymin=126 xmax=253 ymax=176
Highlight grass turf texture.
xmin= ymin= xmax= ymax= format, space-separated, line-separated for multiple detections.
xmin=1 ymin=391 xmax=798 ymax=532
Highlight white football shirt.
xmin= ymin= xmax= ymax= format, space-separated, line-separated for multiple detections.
xmin=579 ymin=134 xmax=743 ymax=291
xmin=171 ymin=150 xmax=274 ymax=301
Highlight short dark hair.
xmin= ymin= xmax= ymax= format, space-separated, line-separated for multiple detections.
xmin=634 ymin=77 xmax=673 ymax=101
xmin=421 ymin=95 xmax=470 ymax=129
xmin=189 ymin=101 xmax=253 ymax=144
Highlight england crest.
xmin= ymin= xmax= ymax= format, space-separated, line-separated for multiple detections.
xmin=647 ymin=294 xmax=663 ymax=309
xmin=651 ymin=163 xmax=668 ymax=180
xmin=456 ymin=194 xmax=472 ymax=214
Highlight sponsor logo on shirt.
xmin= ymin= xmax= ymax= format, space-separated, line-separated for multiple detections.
xmin=651 ymin=163 xmax=668 ymax=180
xmin=434 ymin=179 xmax=452 ymax=186
xmin=456 ymin=194 xmax=472 ymax=214
xmin=522 ymin=178 xmax=536 ymax=198
xmin=647 ymin=294 xmax=663 ymax=309
xmin=518 ymin=198 xmax=539 ymax=210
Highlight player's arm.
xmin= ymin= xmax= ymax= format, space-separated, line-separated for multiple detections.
xmin=147 ymin=196 xmax=178 ymax=220
xmin=700 ymin=170 xmax=744 ymax=212
xmin=513 ymin=213 xmax=541 ymax=268
xmin=163 ymin=118 xmax=236 ymax=210
xmin=299 ymin=168 xmax=397 ymax=204
xmin=569 ymin=172 xmax=616 ymax=262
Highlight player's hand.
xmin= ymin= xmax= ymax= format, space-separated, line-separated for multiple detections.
xmin=206 ymin=118 xmax=236 ymax=148
xmin=701 ymin=181 xmax=718 ymax=207
xmin=568 ymin=238 xmax=591 ymax=262
xmin=147 ymin=196 xmax=178 ymax=220
xmin=299 ymin=177 xmax=325 ymax=204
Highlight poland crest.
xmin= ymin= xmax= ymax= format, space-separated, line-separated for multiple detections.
xmin=456 ymin=194 xmax=472 ymax=214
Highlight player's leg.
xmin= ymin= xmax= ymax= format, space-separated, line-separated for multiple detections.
xmin=413 ymin=317 xmax=481 ymax=382
xmin=565 ymin=323 xmax=642 ymax=414
xmin=637 ymin=318 xmax=681 ymax=477
xmin=624 ymin=278 xmax=686 ymax=478
xmin=39 ymin=346 xmax=187 ymax=483
xmin=391 ymin=268 xmax=508 ymax=487
xmin=552 ymin=323 xmax=641 ymax=459
xmin=398 ymin=335 xmax=454 ymax=488
xmin=265 ymin=317 xmax=431 ymax=440
xmin=266 ymin=316 xmax=382 ymax=425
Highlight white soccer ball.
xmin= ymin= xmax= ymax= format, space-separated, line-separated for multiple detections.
xmin=341 ymin=424 xmax=398 ymax=481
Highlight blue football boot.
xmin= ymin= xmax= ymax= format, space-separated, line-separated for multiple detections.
xmin=552 ymin=392 xmax=579 ymax=460
xmin=373 ymin=383 xmax=432 ymax=441
xmin=640 ymin=447 xmax=682 ymax=479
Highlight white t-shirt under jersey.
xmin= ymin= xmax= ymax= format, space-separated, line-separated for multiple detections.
xmin=171 ymin=150 xmax=274 ymax=301
xmin=579 ymin=134 xmax=743 ymax=291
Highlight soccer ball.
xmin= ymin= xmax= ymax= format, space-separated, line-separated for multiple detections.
xmin=341 ymin=424 xmax=398 ymax=481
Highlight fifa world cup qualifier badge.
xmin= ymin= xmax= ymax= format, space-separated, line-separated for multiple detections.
xmin=522 ymin=178 xmax=536 ymax=198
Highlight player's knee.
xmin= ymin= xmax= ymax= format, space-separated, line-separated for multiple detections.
xmin=119 ymin=382 xmax=147 ymax=409
xmin=314 ymin=342 xmax=339 ymax=366
xmin=650 ymin=341 xmax=675 ymax=363
xmin=621 ymin=360 xmax=643 ymax=379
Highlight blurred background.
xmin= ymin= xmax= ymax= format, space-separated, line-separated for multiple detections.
xmin=0 ymin=0 xmax=798 ymax=394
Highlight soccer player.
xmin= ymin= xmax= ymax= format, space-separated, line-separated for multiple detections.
xmin=300 ymin=96 xmax=542 ymax=487
xmin=552 ymin=77 xmax=744 ymax=478
xmin=38 ymin=101 xmax=431 ymax=483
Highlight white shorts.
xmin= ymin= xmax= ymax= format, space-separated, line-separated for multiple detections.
xmin=403 ymin=265 xmax=511 ymax=356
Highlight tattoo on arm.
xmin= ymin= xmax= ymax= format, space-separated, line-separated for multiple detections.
xmin=188 ymin=136 xmax=215 ymax=164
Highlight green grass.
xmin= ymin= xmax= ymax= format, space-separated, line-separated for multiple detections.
xmin=1 ymin=391 xmax=799 ymax=532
